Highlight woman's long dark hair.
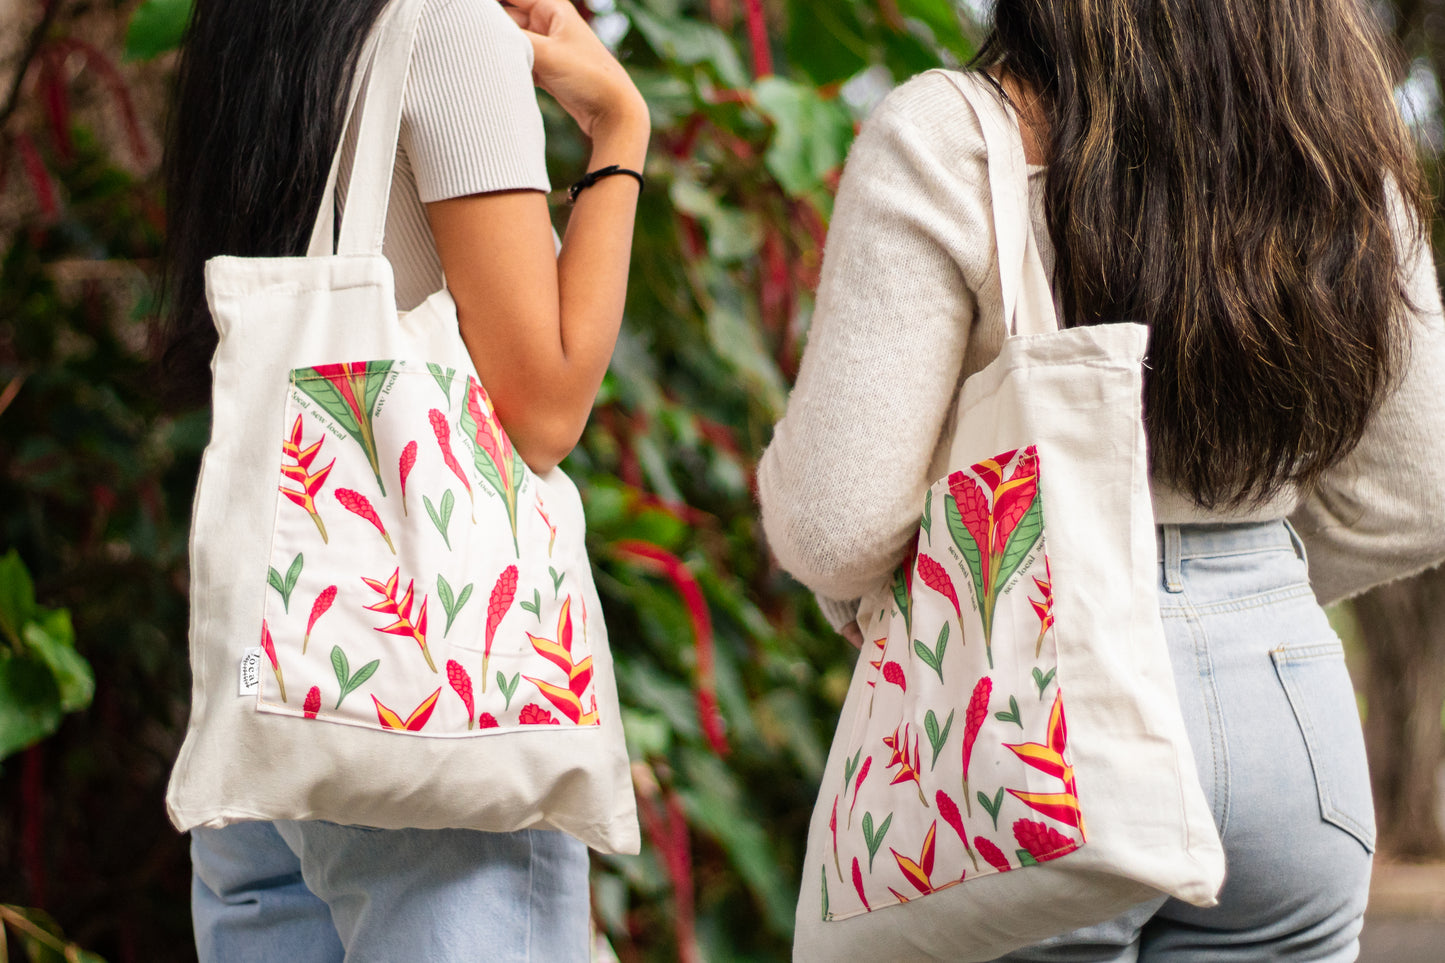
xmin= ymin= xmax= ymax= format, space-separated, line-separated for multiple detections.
xmin=157 ymin=0 xmax=391 ymax=407
xmin=977 ymin=0 xmax=1428 ymax=507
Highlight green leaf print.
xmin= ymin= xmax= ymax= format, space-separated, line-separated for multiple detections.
xmin=1033 ymin=666 xmax=1057 ymax=699
xmin=979 ymin=787 xmax=1005 ymax=830
xmin=519 ymin=588 xmax=542 ymax=620
xmin=821 ymin=865 xmax=829 ymax=920
xmin=921 ymin=490 xmax=933 ymax=541
xmin=945 ymin=494 xmax=986 ymax=619
xmin=437 ymin=574 xmax=474 ymax=638
xmin=549 ymin=566 xmax=564 ymax=599
xmin=861 ymin=811 xmax=892 ymax=872
xmin=914 ymin=622 xmax=949 ymax=685
xmin=267 ymin=553 xmax=303 ymax=613
xmin=995 ymin=496 xmax=1044 ymax=596
xmin=331 ymin=645 xmax=380 ymax=709
xmin=924 ymin=708 xmax=955 ymax=770
xmin=426 ymin=363 xmax=456 ymax=403
xmin=497 ymin=671 xmax=520 ymax=710
xmin=995 ymin=694 xmax=1023 ymax=729
xmin=424 ymin=490 xmax=455 ymax=550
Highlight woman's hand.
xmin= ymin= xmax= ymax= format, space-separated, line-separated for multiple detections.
xmin=500 ymin=0 xmax=648 ymax=141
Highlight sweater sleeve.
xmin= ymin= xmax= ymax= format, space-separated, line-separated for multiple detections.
xmin=1289 ymin=202 xmax=1445 ymax=605
xmin=402 ymin=0 xmax=550 ymax=201
xmin=757 ymin=77 xmax=991 ymax=604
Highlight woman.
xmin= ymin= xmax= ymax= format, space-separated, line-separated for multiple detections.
xmin=160 ymin=0 xmax=646 ymax=958
xmin=759 ymin=0 xmax=1445 ymax=959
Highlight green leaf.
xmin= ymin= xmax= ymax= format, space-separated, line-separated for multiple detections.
xmin=549 ymin=566 xmax=564 ymax=598
xmin=426 ymin=363 xmax=456 ymax=402
xmin=283 ymin=552 xmax=304 ymax=601
xmin=996 ymin=495 xmax=1044 ymax=596
xmin=921 ymin=490 xmax=933 ymax=539
xmin=913 ymin=622 xmax=948 ymax=685
xmin=23 ymin=611 xmax=93 ymax=713
xmin=1033 ymin=666 xmax=1057 ymax=699
xmin=498 ymin=671 xmax=520 ymax=710
xmin=266 ymin=566 xmax=285 ymax=598
xmin=454 ymin=583 xmax=473 ymax=617
xmin=995 ymin=695 xmax=1023 ymax=729
xmin=425 ymin=494 xmax=452 ymax=550
xmin=520 ymin=589 xmax=541 ymax=620
xmin=895 ymin=0 xmax=973 ymax=59
xmin=669 ymin=176 xmax=763 ymax=263
xmin=331 ymin=645 xmax=349 ymax=691
xmin=342 ymin=659 xmax=380 ymax=702
xmin=753 ymin=77 xmax=855 ymax=197
xmin=437 ymin=573 xmax=455 ymax=612
xmin=0 ymin=550 xmax=39 ymax=646
xmin=945 ymin=494 xmax=986 ymax=614
xmin=1017 ymin=849 xmax=1039 ymax=867
xmin=124 ymin=0 xmax=192 ymax=61
xmin=861 ymin=810 xmax=892 ymax=871
xmin=440 ymin=488 xmax=455 ymax=530
xmin=785 ymin=0 xmax=871 ymax=86
xmin=843 ymin=746 xmax=862 ymax=791
xmin=923 ymin=708 xmax=954 ymax=769
xmin=979 ymin=787 xmax=1005 ymax=830
xmin=821 ymin=864 xmax=829 ymax=919
xmin=626 ymin=5 xmax=749 ymax=87
xmin=0 ymin=655 xmax=63 ymax=761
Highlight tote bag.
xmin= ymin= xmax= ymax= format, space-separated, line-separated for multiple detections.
xmin=165 ymin=0 xmax=639 ymax=854
xmin=793 ymin=71 xmax=1224 ymax=960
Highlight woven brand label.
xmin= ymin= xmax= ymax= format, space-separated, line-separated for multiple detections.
xmin=238 ymin=648 xmax=263 ymax=696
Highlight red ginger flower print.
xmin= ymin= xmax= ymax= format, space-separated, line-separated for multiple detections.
xmin=278 ymin=414 xmax=335 ymax=542
xmin=1005 ymin=690 xmax=1084 ymax=834
xmin=361 ymin=567 xmax=435 ymax=672
xmin=303 ymin=585 xmax=337 ymax=655
xmin=478 ymin=712 xmax=499 ymax=729
xmin=461 ymin=377 xmax=526 ymax=555
xmin=446 ymin=659 xmax=475 ymax=729
xmin=851 ymin=857 xmax=870 ymax=912
xmin=260 ymin=619 xmax=286 ymax=702
xmin=976 ymin=835 xmax=1012 ymax=873
xmin=303 ymin=686 xmax=321 ymax=719
xmin=936 ymin=789 xmax=978 ymax=870
xmin=371 ymin=688 xmax=442 ymax=731
xmin=961 ymin=675 xmax=992 ymax=815
xmin=399 ymin=441 xmax=417 ymax=517
xmin=519 ymin=703 xmax=559 ymax=726
xmin=849 ymin=755 xmax=872 ymax=826
xmin=429 ymin=408 xmax=475 ymax=522
xmin=337 ymin=488 xmax=395 ymax=554
xmin=1013 ymin=818 xmax=1079 ymax=862
xmin=917 ymin=553 xmax=962 ymax=623
xmin=882 ymin=661 xmax=907 ymax=692
xmin=482 ymin=565 xmax=518 ymax=691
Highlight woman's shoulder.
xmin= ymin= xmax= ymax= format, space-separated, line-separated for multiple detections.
xmin=418 ymin=0 xmax=531 ymax=54
xmin=852 ymin=70 xmax=992 ymax=183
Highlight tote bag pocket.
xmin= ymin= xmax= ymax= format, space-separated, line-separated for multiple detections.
xmin=256 ymin=360 xmax=600 ymax=735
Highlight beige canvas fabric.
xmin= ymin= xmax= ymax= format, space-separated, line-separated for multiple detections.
xmin=791 ymin=72 xmax=1223 ymax=961
xmin=165 ymin=0 xmax=639 ymax=855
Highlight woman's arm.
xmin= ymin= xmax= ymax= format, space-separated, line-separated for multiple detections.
xmin=426 ymin=0 xmax=648 ymax=473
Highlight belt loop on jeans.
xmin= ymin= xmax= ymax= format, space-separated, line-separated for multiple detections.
xmin=1162 ymin=524 xmax=1184 ymax=594
xmin=1283 ymin=518 xmax=1309 ymax=566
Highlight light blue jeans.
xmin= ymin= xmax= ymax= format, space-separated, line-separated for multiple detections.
xmin=190 ymin=820 xmax=589 ymax=962
xmin=1002 ymin=520 xmax=1375 ymax=962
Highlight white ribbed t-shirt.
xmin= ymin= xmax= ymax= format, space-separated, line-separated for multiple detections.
xmin=336 ymin=0 xmax=551 ymax=311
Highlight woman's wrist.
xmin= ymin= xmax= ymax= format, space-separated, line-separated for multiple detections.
xmin=588 ymin=95 xmax=650 ymax=168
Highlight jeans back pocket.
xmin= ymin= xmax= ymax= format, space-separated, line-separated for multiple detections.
xmin=1270 ymin=641 xmax=1376 ymax=853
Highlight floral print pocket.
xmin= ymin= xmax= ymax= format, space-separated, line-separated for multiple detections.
xmin=255 ymin=360 xmax=600 ymax=735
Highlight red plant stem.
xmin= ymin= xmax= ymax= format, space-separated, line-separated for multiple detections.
xmin=742 ymin=0 xmax=773 ymax=77
xmin=50 ymin=38 xmax=149 ymax=164
xmin=636 ymin=777 xmax=698 ymax=963
xmin=22 ymin=745 xmax=45 ymax=905
xmin=16 ymin=132 xmax=57 ymax=219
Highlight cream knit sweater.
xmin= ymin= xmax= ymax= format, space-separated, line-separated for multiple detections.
xmin=758 ymin=70 xmax=1445 ymax=629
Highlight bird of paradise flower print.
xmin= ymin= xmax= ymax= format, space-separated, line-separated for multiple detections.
xmin=944 ymin=446 xmax=1044 ymax=667
xmin=292 ymin=362 xmax=394 ymax=496
xmin=361 ymin=567 xmax=435 ymax=673
xmin=522 ymin=596 xmax=599 ymax=726
xmin=1005 ymin=690 xmax=1084 ymax=835
xmin=278 ymin=414 xmax=334 ymax=542
xmin=371 ymin=688 xmax=442 ymax=731
xmin=1030 ymin=556 xmax=1055 ymax=658
xmin=459 ymin=377 xmax=525 ymax=555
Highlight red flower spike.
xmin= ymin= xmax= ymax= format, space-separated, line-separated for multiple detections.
xmin=447 ymin=659 xmax=475 ymax=729
xmin=260 ymin=620 xmax=286 ymax=702
xmin=882 ymin=661 xmax=907 ymax=692
xmin=936 ymin=790 xmax=978 ymax=871
xmin=399 ymin=441 xmax=417 ymax=517
xmin=917 ymin=553 xmax=963 ymax=623
xmin=518 ymin=703 xmax=559 ymax=726
xmin=303 ymin=686 xmax=321 ymax=719
xmin=614 ymin=540 xmax=727 ymax=756
xmin=1013 ymin=819 xmax=1080 ymax=862
xmin=303 ymin=585 xmax=337 ymax=654
xmin=851 ymin=857 xmax=871 ymax=912
xmin=961 ymin=676 xmax=992 ymax=815
xmin=848 ymin=755 xmax=872 ymax=826
xmin=478 ymin=712 xmax=499 ymax=729
xmin=372 ymin=688 xmax=442 ymax=731
xmin=279 ymin=414 xmax=335 ymax=542
xmin=428 ymin=408 xmax=475 ymax=522
xmin=361 ymin=568 xmax=436 ymax=672
xmin=482 ymin=565 xmax=519 ymax=690
xmin=337 ymin=488 xmax=394 ymax=554
xmin=830 ymin=795 xmax=843 ymax=881
xmin=976 ymin=835 xmax=1012 ymax=873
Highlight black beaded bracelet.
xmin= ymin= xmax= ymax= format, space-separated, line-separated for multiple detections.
xmin=567 ymin=164 xmax=645 ymax=203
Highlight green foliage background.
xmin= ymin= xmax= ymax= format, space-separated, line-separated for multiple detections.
xmin=0 ymin=0 xmax=978 ymax=958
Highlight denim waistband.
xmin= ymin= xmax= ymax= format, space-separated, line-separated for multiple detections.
xmin=1155 ymin=519 xmax=1303 ymax=595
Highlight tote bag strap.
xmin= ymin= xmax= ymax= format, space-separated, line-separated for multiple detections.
xmin=940 ymin=71 xmax=1060 ymax=338
xmin=305 ymin=0 xmax=428 ymax=258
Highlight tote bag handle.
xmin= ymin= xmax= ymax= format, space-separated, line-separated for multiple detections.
xmin=941 ymin=72 xmax=1060 ymax=339
xmin=305 ymin=0 xmax=428 ymax=258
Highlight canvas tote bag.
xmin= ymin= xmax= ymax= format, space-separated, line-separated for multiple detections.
xmin=793 ymin=71 xmax=1224 ymax=960
xmin=165 ymin=0 xmax=639 ymax=854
